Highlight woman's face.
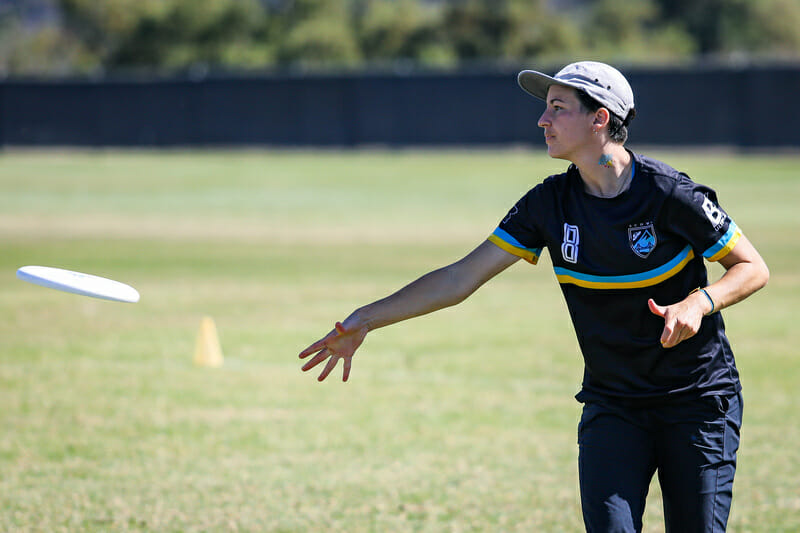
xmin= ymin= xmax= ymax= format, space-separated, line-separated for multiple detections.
xmin=537 ymin=84 xmax=596 ymax=161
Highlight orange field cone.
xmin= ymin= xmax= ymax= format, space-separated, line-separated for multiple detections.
xmin=194 ymin=316 xmax=224 ymax=367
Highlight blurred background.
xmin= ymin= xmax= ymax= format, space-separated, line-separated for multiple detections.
xmin=1 ymin=0 xmax=800 ymax=149
xmin=2 ymin=2 xmax=799 ymax=532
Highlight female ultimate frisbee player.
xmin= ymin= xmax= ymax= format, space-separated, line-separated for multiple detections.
xmin=299 ymin=61 xmax=769 ymax=532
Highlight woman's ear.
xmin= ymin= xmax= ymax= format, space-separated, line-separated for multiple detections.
xmin=593 ymin=108 xmax=611 ymax=129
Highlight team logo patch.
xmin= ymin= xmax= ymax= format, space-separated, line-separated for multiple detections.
xmin=628 ymin=223 xmax=657 ymax=258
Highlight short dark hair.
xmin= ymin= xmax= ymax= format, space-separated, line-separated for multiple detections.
xmin=575 ymin=89 xmax=635 ymax=144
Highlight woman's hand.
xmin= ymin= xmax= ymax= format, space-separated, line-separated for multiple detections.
xmin=299 ymin=321 xmax=368 ymax=382
xmin=647 ymin=295 xmax=709 ymax=348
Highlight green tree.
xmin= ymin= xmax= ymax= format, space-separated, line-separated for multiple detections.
xmin=57 ymin=0 xmax=162 ymax=62
xmin=502 ymin=0 xmax=582 ymax=63
xmin=0 ymin=17 xmax=95 ymax=76
xmin=440 ymin=0 xmax=583 ymax=65
xmin=441 ymin=0 xmax=511 ymax=61
xmin=652 ymin=0 xmax=800 ymax=56
xmin=2 ymin=0 xmax=799 ymax=76
xmin=357 ymin=0 xmax=450 ymax=66
xmin=274 ymin=0 xmax=361 ymax=67
xmin=732 ymin=0 xmax=800 ymax=55
xmin=584 ymin=0 xmax=695 ymax=61
xmin=110 ymin=0 xmax=269 ymax=70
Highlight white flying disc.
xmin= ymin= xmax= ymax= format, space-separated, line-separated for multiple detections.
xmin=16 ymin=266 xmax=140 ymax=303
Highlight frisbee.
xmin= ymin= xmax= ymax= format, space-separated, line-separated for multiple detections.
xmin=16 ymin=266 xmax=140 ymax=303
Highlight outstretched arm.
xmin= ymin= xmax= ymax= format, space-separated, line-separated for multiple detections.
xmin=299 ymin=240 xmax=520 ymax=381
xmin=648 ymin=235 xmax=769 ymax=348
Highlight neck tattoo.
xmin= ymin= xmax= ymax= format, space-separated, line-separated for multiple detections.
xmin=598 ymin=154 xmax=614 ymax=168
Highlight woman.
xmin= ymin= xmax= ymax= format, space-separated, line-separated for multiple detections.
xmin=299 ymin=61 xmax=769 ymax=532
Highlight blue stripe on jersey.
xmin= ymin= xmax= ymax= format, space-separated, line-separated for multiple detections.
xmin=489 ymin=228 xmax=542 ymax=264
xmin=703 ymin=221 xmax=741 ymax=262
xmin=554 ymin=245 xmax=695 ymax=289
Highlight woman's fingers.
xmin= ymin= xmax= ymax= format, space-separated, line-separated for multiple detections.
xmin=318 ymin=354 xmax=341 ymax=381
xmin=301 ymin=348 xmax=329 ymax=371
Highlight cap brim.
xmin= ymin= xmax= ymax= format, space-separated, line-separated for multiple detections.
xmin=518 ymin=70 xmax=574 ymax=101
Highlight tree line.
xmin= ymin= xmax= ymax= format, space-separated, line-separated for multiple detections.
xmin=1 ymin=0 xmax=799 ymax=77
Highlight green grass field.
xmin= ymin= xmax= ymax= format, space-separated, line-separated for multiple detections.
xmin=1 ymin=149 xmax=798 ymax=532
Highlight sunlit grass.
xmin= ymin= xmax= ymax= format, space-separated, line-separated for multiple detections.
xmin=0 ymin=149 xmax=797 ymax=531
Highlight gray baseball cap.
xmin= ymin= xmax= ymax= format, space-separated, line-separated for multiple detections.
xmin=518 ymin=61 xmax=635 ymax=121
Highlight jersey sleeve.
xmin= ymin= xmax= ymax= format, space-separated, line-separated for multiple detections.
xmin=665 ymin=176 xmax=742 ymax=262
xmin=487 ymin=188 xmax=545 ymax=264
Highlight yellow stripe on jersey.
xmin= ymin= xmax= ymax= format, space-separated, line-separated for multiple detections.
xmin=488 ymin=233 xmax=540 ymax=264
xmin=705 ymin=224 xmax=742 ymax=262
xmin=554 ymin=246 xmax=696 ymax=289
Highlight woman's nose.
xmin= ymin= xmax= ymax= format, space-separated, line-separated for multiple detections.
xmin=538 ymin=110 xmax=550 ymax=128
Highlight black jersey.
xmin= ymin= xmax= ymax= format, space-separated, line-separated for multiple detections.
xmin=489 ymin=152 xmax=743 ymax=402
